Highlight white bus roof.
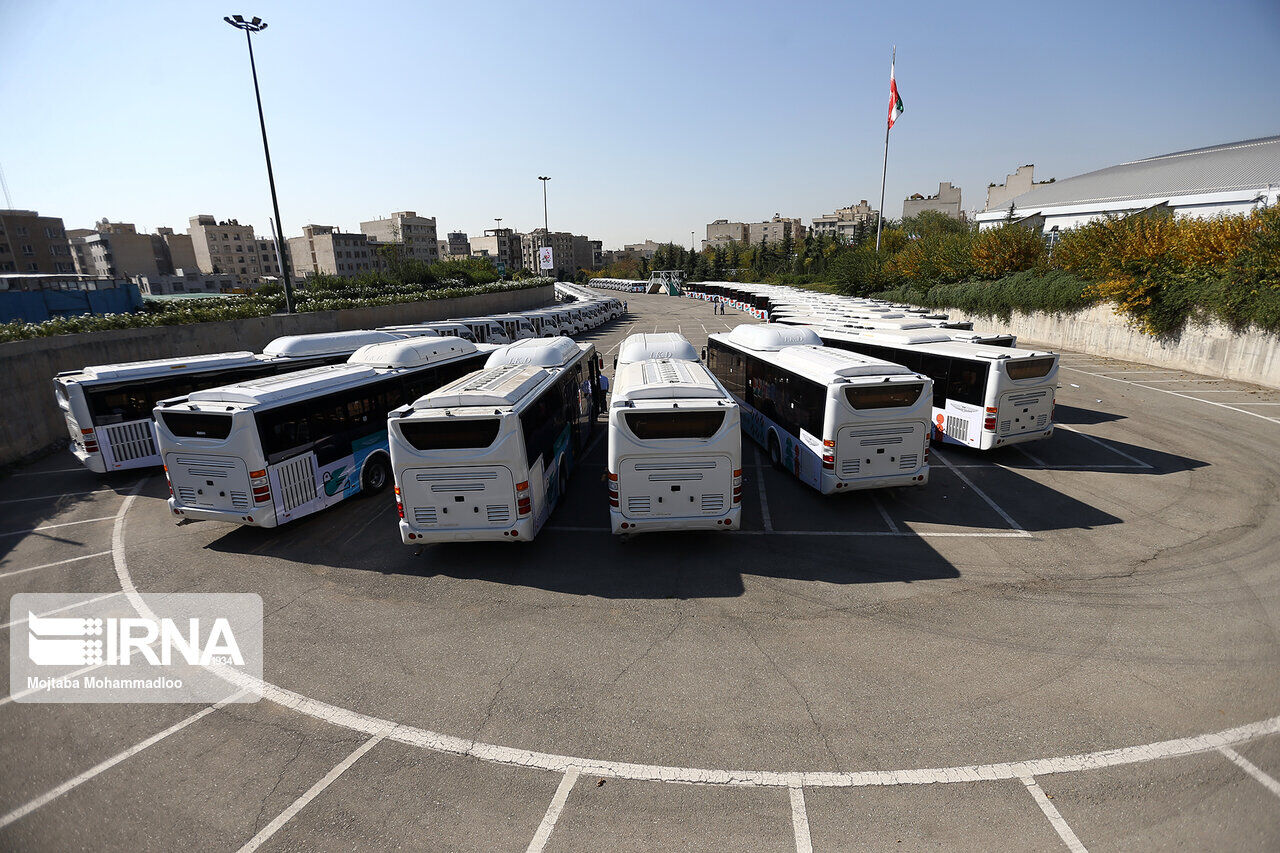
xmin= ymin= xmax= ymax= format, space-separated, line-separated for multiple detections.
xmin=375 ymin=325 xmax=443 ymax=336
xmin=261 ymin=329 xmax=404 ymax=358
xmin=348 ymin=336 xmax=479 ymax=369
xmin=613 ymin=359 xmax=729 ymax=402
xmin=75 ymin=351 xmax=260 ymax=382
xmin=485 ymin=336 xmax=583 ymax=369
xmin=617 ymin=332 xmax=699 ymax=364
xmin=774 ymin=346 xmax=914 ymax=382
xmin=416 ymin=364 xmax=549 ymax=409
xmin=818 ymin=327 xmax=1054 ymax=361
xmin=726 ymin=323 xmax=822 ymax=351
xmin=184 ymin=364 xmax=378 ymax=407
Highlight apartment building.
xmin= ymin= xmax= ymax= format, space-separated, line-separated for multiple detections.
xmin=446 ymin=232 xmax=470 ymax=257
xmin=521 ymin=229 xmax=577 ymax=278
xmin=0 ymin=209 xmax=75 ymax=274
xmin=704 ymin=215 xmax=805 ymax=249
xmin=903 ymin=182 xmax=965 ymax=220
xmin=469 ymin=228 xmax=523 ymax=273
xmin=359 ymin=211 xmax=439 ymax=262
xmin=187 ymin=214 xmax=282 ymax=284
xmin=134 ymin=269 xmax=237 ymax=296
xmin=810 ymin=201 xmax=879 ymax=241
xmin=287 ymin=225 xmax=381 ymax=278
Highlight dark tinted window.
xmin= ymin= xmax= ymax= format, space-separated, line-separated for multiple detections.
xmin=845 ymin=382 xmax=924 ymax=410
xmin=159 ymin=411 xmax=233 ymax=439
xmin=946 ymin=358 xmax=989 ymax=406
xmin=400 ymin=418 xmax=502 ymax=450
xmin=624 ymin=410 xmax=726 ymax=440
xmin=1006 ymin=356 xmax=1055 ymax=380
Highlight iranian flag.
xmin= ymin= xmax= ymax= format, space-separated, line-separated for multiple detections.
xmin=888 ymin=59 xmax=904 ymax=129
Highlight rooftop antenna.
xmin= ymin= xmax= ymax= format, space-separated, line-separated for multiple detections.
xmin=0 ymin=162 xmax=12 ymax=209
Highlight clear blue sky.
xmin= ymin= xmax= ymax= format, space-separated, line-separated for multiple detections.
xmin=2 ymin=0 xmax=1278 ymax=249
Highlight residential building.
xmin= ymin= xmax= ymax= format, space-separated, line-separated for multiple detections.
xmin=67 ymin=229 xmax=96 ymax=275
xmin=747 ymin=214 xmax=806 ymax=245
xmin=704 ymin=221 xmax=748 ymax=250
xmin=134 ymin=269 xmax=237 ymax=296
xmin=187 ymin=215 xmax=281 ymax=284
xmin=623 ymin=239 xmax=664 ymax=259
xmin=69 ymin=221 xmax=202 ymax=280
xmin=437 ymin=240 xmax=449 ymax=258
xmin=469 ymin=228 xmax=522 ymax=273
xmin=974 ymin=136 xmax=1280 ymax=231
xmin=287 ymin=225 xmax=381 ymax=278
xmin=157 ymin=227 xmax=197 ymax=271
xmin=572 ymin=235 xmax=598 ymax=271
xmin=810 ymin=201 xmax=879 ymax=241
xmin=446 ymin=232 xmax=470 ymax=257
xmin=359 ymin=211 xmax=439 ymax=262
xmin=0 ymin=209 xmax=74 ymax=274
xmin=902 ymin=182 xmax=964 ymax=220
xmin=521 ymin=229 xmax=577 ymax=278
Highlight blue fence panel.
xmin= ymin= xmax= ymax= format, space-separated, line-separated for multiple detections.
xmin=0 ymin=285 xmax=143 ymax=323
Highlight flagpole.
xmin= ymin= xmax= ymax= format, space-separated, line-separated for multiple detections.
xmin=876 ymin=46 xmax=895 ymax=253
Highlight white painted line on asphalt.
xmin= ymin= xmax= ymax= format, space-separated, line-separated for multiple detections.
xmin=0 ymin=549 xmax=111 ymax=580
xmin=107 ymin=471 xmax=1280 ymax=793
xmin=1061 ymin=366 xmax=1280 ymax=425
xmin=10 ymin=467 xmax=87 ymax=476
xmin=238 ymin=728 xmax=391 ymax=853
xmin=2 ymin=590 xmax=122 ymax=630
xmin=700 ymin=323 xmax=707 ymax=334
xmin=1013 ymin=444 xmax=1049 ymax=467
xmin=0 ymin=490 xmax=112 ymax=505
xmin=0 ymin=690 xmax=245 ymax=829
xmin=543 ymin=526 xmax=1031 ymax=538
xmin=0 ymin=515 xmax=116 ymax=538
xmin=872 ymin=495 xmax=899 ymax=533
xmin=1054 ymin=425 xmax=1153 ymax=469
xmin=0 ymin=659 xmax=105 ymax=706
xmin=1219 ymin=746 xmax=1280 ymax=798
xmin=1133 ymin=378 xmax=1226 ymax=384
xmin=931 ymin=452 xmax=1027 ymax=534
xmin=1021 ymin=776 xmax=1087 ymax=852
xmin=526 ymin=767 xmax=580 ymax=853
xmin=789 ymin=784 xmax=813 ymax=853
xmin=1094 ymin=369 xmax=1182 ymax=375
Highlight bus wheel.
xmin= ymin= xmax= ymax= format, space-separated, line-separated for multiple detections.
xmin=361 ymin=455 xmax=391 ymax=495
xmin=768 ymin=433 xmax=783 ymax=470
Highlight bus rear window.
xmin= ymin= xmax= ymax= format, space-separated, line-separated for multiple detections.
xmin=1006 ymin=357 xmax=1056 ymax=380
xmin=624 ymin=411 xmax=726 ymax=440
xmin=844 ymin=382 xmax=924 ymax=410
xmin=159 ymin=411 xmax=233 ymax=439
xmin=400 ymin=418 xmax=501 ymax=450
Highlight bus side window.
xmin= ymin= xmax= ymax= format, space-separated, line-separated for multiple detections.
xmin=918 ymin=354 xmax=951 ymax=408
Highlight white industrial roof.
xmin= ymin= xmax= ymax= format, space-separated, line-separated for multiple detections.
xmin=262 ymin=329 xmax=403 ymax=359
xmin=349 ymin=336 xmax=478 ymax=369
xmin=76 ymin=351 xmax=260 ymax=382
xmin=726 ymin=324 xmax=822 ymax=351
xmin=485 ymin=336 xmax=582 ymax=369
xmin=184 ymin=364 xmax=376 ymax=406
xmin=773 ymin=346 xmax=913 ymax=383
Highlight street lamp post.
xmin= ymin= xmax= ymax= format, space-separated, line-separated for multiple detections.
xmin=224 ymin=14 xmax=294 ymax=313
xmin=537 ymin=176 xmax=551 ymax=278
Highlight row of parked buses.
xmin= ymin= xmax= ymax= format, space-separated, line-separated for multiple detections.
xmin=673 ymin=282 xmax=1060 ymax=453
xmin=54 ymin=290 xmax=624 ymax=475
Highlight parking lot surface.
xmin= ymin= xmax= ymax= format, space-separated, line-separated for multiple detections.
xmin=2 ymin=291 xmax=1278 ymax=851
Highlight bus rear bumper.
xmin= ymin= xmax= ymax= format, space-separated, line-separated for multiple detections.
xmin=399 ymin=518 xmax=536 ymax=544
xmin=829 ymin=469 xmax=929 ymax=493
xmin=168 ymin=499 xmax=276 ymax=528
xmin=610 ymin=507 xmax=742 ymax=535
xmin=990 ymin=426 xmax=1054 ymax=448
xmin=69 ymin=446 xmax=107 ymax=474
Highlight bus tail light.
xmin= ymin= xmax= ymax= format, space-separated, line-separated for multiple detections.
xmin=81 ymin=428 xmax=99 ymax=454
xmin=983 ymin=406 xmax=998 ymax=432
xmin=250 ymin=469 xmax=271 ymax=504
xmin=607 ymin=471 xmax=619 ymax=508
xmin=732 ymin=468 xmax=742 ymax=504
xmin=394 ymin=486 xmax=404 ymax=519
xmin=163 ymin=465 xmax=173 ymax=497
xmin=822 ymin=439 xmax=835 ymax=471
xmin=516 ymin=480 xmax=532 ymax=516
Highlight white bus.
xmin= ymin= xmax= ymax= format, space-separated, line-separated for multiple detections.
xmin=706 ymin=325 xmax=932 ymax=494
xmin=450 ymin=318 xmax=511 ymax=345
xmin=521 ymin=310 xmax=568 ymax=337
xmin=814 ymin=327 xmax=1058 ymax=449
xmin=54 ymin=329 xmax=415 ymax=474
xmin=614 ymin=332 xmax=700 ymax=368
xmin=154 ymin=337 xmax=491 ymax=528
xmin=389 ymin=336 xmax=601 ymax=543
xmin=488 ymin=314 xmax=537 ymax=341
xmin=608 ymin=356 xmax=741 ymax=534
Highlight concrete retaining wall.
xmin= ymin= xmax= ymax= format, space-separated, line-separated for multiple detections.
xmin=1 ymin=285 xmax=553 ymax=466
xmin=940 ymin=304 xmax=1280 ymax=390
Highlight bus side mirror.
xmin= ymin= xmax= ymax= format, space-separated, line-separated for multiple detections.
xmin=700 ymin=348 xmax=707 ymax=361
